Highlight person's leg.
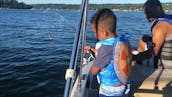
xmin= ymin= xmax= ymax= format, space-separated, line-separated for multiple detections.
xmin=137 ymin=39 xmax=145 ymax=52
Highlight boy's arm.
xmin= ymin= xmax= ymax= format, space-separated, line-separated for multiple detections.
xmin=90 ymin=66 xmax=100 ymax=75
xmin=90 ymin=45 xmax=112 ymax=75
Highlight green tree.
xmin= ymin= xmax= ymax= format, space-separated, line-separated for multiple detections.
xmin=0 ymin=0 xmax=32 ymax=9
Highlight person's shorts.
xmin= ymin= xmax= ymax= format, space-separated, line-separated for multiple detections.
xmin=99 ymin=84 xmax=129 ymax=96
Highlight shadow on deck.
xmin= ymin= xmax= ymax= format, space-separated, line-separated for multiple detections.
xmin=128 ymin=62 xmax=172 ymax=97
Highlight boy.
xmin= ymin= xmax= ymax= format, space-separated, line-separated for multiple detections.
xmin=86 ymin=8 xmax=129 ymax=97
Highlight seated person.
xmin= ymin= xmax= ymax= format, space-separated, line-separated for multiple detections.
xmin=136 ymin=35 xmax=154 ymax=66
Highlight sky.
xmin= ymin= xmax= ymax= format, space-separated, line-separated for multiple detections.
xmin=17 ymin=0 xmax=172 ymax=4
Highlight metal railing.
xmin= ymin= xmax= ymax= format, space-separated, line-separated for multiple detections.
xmin=63 ymin=0 xmax=89 ymax=97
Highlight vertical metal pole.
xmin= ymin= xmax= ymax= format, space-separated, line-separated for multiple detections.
xmin=63 ymin=0 xmax=87 ymax=97
xmin=79 ymin=0 xmax=89 ymax=81
xmin=80 ymin=0 xmax=89 ymax=97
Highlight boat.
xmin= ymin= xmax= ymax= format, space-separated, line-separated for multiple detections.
xmin=63 ymin=0 xmax=172 ymax=97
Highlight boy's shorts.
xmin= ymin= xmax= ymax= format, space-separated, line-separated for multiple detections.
xmin=99 ymin=84 xmax=129 ymax=96
xmin=99 ymin=94 xmax=128 ymax=97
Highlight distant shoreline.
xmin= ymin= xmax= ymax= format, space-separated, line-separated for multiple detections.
xmin=0 ymin=3 xmax=172 ymax=12
xmin=31 ymin=3 xmax=172 ymax=12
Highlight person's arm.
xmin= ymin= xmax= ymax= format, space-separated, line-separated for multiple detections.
xmin=132 ymin=22 xmax=167 ymax=61
xmin=90 ymin=45 xmax=112 ymax=75
xmin=152 ymin=22 xmax=167 ymax=56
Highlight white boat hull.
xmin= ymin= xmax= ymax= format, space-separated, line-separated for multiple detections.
xmin=70 ymin=61 xmax=99 ymax=97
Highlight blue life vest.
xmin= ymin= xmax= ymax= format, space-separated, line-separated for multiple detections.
xmin=151 ymin=15 xmax=172 ymax=31
xmin=97 ymin=35 xmax=130 ymax=86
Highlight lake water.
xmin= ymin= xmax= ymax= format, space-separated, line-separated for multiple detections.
xmin=0 ymin=9 xmax=157 ymax=97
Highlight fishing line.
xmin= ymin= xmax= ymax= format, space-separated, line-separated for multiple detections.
xmin=55 ymin=11 xmax=77 ymax=33
xmin=42 ymin=10 xmax=55 ymax=40
xmin=43 ymin=10 xmax=78 ymax=40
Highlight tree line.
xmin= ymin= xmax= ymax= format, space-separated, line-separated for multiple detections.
xmin=0 ymin=0 xmax=32 ymax=9
xmin=0 ymin=0 xmax=172 ymax=12
xmin=32 ymin=3 xmax=172 ymax=12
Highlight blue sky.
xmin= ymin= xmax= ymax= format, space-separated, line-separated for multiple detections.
xmin=17 ymin=0 xmax=172 ymax=4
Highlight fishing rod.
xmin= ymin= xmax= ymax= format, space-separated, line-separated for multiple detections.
xmin=63 ymin=0 xmax=89 ymax=97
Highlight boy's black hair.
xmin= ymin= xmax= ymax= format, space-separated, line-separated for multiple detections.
xmin=95 ymin=8 xmax=117 ymax=35
xmin=90 ymin=9 xmax=102 ymax=24
xmin=144 ymin=0 xmax=165 ymax=20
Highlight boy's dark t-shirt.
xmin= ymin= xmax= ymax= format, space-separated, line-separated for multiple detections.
xmin=93 ymin=45 xmax=113 ymax=69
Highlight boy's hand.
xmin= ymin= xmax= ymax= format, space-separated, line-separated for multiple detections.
xmin=84 ymin=46 xmax=92 ymax=53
